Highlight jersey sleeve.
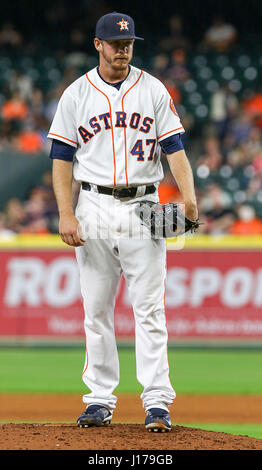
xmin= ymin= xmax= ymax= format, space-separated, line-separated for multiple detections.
xmin=47 ymin=89 xmax=79 ymax=148
xmin=154 ymin=81 xmax=185 ymax=143
xmin=159 ymin=133 xmax=184 ymax=154
xmin=49 ymin=139 xmax=76 ymax=161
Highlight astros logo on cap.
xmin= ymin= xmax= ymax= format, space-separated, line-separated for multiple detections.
xmin=117 ymin=18 xmax=129 ymax=31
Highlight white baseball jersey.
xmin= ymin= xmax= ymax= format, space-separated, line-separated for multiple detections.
xmin=49 ymin=64 xmax=181 ymax=414
xmin=48 ymin=65 xmax=184 ymax=187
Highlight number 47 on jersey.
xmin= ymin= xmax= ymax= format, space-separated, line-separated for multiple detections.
xmin=131 ymin=139 xmax=156 ymax=161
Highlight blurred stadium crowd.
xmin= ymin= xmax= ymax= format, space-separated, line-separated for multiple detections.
xmin=0 ymin=1 xmax=262 ymax=236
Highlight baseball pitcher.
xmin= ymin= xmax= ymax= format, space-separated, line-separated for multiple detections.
xmin=48 ymin=12 xmax=198 ymax=432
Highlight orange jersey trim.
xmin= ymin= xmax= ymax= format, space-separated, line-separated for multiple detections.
xmin=157 ymin=127 xmax=184 ymax=140
xmin=86 ymin=73 xmax=117 ymax=186
xmin=121 ymin=70 xmax=143 ymax=187
xmin=48 ymin=133 xmax=78 ymax=146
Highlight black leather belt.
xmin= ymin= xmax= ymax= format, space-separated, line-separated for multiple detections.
xmin=82 ymin=182 xmax=156 ymax=199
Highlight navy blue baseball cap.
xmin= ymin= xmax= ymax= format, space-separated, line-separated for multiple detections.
xmin=95 ymin=12 xmax=144 ymax=41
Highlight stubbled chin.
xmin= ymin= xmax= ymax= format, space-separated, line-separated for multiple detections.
xmin=112 ymin=61 xmax=129 ymax=70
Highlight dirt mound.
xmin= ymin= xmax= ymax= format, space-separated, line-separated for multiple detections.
xmin=1 ymin=423 xmax=262 ymax=450
xmin=1 ymin=394 xmax=262 ymax=451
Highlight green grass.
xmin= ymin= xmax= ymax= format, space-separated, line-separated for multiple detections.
xmin=181 ymin=423 xmax=262 ymax=440
xmin=0 ymin=347 xmax=262 ymax=394
xmin=1 ymin=347 xmax=261 ymax=440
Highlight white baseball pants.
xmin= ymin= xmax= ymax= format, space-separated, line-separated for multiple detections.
xmin=75 ymin=187 xmax=175 ymax=414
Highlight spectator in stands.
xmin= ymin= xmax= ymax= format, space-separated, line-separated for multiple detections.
xmin=0 ymin=120 xmax=17 ymax=150
xmin=29 ymin=88 xmax=46 ymax=124
xmin=166 ymin=49 xmax=191 ymax=84
xmin=225 ymin=108 xmax=254 ymax=147
xmin=229 ymin=204 xmax=262 ymax=234
xmin=35 ymin=170 xmax=60 ymax=220
xmin=162 ymin=78 xmax=181 ymax=104
xmin=210 ymin=83 xmax=239 ymax=139
xmin=207 ymin=210 xmax=236 ymax=235
xmin=252 ymin=152 xmax=262 ymax=175
xmin=70 ymin=27 xmax=87 ymax=53
xmin=9 ymin=71 xmax=33 ymax=101
xmin=0 ymin=212 xmax=15 ymax=236
xmin=22 ymin=186 xmax=50 ymax=234
xmin=4 ymin=198 xmax=28 ymax=233
xmin=202 ymin=16 xmax=238 ymax=53
xmin=149 ymin=54 xmax=181 ymax=104
xmin=15 ymin=126 xmax=43 ymax=154
xmin=0 ymin=22 xmax=23 ymax=48
xmin=195 ymin=136 xmax=223 ymax=171
xmin=1 ymin=91 xmax=29 ymax=122
xmin=246 ymin=174 xmax=262 ymax=196
xmin=225 ymin=144 xmax=244 ymax=168
xmin=244 ymin=175 xmax=262 ymax=218
xmin=150 ymin=53 xmax=169 ymax=77
xmin=243 ymin=88 xmax=262 ymax=130
xmin=27 ymin=89 xmax=50 ymax=146
xmin=158 ymin=15 xmax=190 ymax=53
xmin=199 ymin=182 xmax=232 ymax=218
xmin=43 ymin=84 xmax=66 ymax=123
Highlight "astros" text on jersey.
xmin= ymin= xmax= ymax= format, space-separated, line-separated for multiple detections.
xmin=78 ymin=112 xmax=154 ymax=143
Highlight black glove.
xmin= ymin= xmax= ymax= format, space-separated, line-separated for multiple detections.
xmin=135 ymin=201 xmax=200 ymax=238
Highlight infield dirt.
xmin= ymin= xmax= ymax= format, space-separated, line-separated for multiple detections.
xmin=1 ymin=393 xmax=262 ymax=450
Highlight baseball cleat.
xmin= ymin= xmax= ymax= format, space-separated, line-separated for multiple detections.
xmin=77 ymin=404 xmax=112 ymax=427
xmin=145 ymin=408 xmax=172 ymax=432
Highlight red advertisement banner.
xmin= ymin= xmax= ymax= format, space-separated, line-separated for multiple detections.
xmin=0 ymin=249 xmax=262 ymax=339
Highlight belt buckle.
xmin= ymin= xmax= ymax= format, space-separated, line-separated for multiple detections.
xmin=112 ymin=188 xmax=132 ymax=199
xmin=112 ymin=188 xmax=122 ymax=199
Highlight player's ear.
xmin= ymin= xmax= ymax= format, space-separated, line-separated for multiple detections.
xmin=94 ymin=38 xmax=103 ymax=52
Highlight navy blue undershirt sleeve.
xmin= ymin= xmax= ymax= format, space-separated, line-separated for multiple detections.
xmin=159 ymin=133 xmax=184 ymax=154
xmin=49 ymin=139 xmax=76 ymax=161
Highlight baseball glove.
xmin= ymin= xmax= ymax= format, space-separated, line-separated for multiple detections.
xmin=135 ymin=201 xmax=200 ymax=238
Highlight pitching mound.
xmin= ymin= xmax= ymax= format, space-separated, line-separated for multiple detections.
xmin=1 ymin=423 xmax=262 ymax=450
